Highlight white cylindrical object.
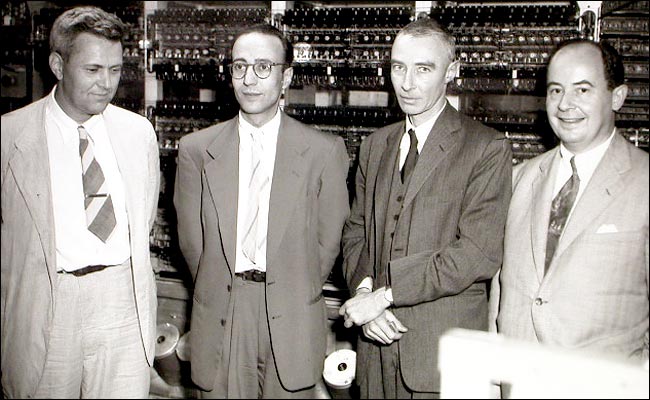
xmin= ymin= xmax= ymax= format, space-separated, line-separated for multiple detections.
xmin=323 ymin=349 xmax=356 ymax=390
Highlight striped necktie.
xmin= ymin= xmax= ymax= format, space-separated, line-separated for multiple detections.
xmin=544 ymin=156 xmax=580 ymax=274
xmin=241 ymin=132 xmax=269 ymax=264
xmin=78 ymin=125 xmax=116 ymax=242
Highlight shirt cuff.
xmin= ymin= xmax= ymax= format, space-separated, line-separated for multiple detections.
xmin=355 ymin=276 xmax=373 ymax=294
xmin=384 ymin=287 xmax=394 ymax=304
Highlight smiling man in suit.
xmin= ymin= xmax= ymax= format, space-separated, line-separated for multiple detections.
xmin=173 ymin=24 xmax=349 ymax=398
xmin=338 ymin=17 xmax=512 ymax=398
xmin=1 ymin=6 xmax=160 ymax=398
xmin=490 ymin=39 xmax=649 ymax=364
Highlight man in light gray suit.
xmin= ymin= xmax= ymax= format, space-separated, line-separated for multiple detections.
xmin=339 ymin=17 xmax=512 ymax=398
xmin=490 ymin=39 xmax=649 ymax=364
xmin=174 ymin=24 xmax=349 ymax=398
xmin=1 ymin=6 xmax=159 ymax=398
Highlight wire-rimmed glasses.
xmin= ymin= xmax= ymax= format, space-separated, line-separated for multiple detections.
xmin=229 ymin=61 xmax=287 ymax=79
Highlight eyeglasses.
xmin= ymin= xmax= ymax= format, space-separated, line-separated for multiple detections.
xmin=229 ymin=61 xmax=287 ymax=80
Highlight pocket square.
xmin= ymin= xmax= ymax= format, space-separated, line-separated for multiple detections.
xmin=596 ymin=224 xmax=618 ymax=234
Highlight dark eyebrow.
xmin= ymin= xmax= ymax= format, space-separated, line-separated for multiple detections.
xmin=83 ymin=63 xmax=122 ymax=69
xmin=547 ymin=80 xmax=595 ymax=89
xmin=572 ymin=80 xmax=595 ymax=87
xmin=389 ymin=60 xmax=436 ymax=68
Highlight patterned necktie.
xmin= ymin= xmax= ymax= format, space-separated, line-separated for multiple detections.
xmin=544 ymin=156 xmax=580 ymax=274
xmin=78 ymin=125 xmax=116 ymax=242
xmin=241 ymin=133 xmax=269 ymax=264
xmin=401 ymin=128 xmax=419 ymax=183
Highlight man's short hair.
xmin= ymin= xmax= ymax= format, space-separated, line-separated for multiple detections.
xmin=549 ymin=38 xmax=625 ymax=90
xmin=396 ymin=17 xmax=456 ymax=63
xmin=232 ymin=24 xmax=294 ymax=65
xmin=50 ymin=6 xmax=126 ymax=61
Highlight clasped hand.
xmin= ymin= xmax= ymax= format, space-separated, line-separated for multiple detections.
xmin=339 ymin=288 xmax=389 ymax=328
xmin=339 ymin=289 xmax=409 ymax=345
xmin=362 ymin=309 xmax=407 ymax=345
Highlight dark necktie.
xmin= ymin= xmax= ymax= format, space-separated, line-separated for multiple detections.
xmin=78 ymin=125 xmax=116 ymax=242
xmin=401 ymin=128 xmax=418 ymax=183
xmin=545 ymin=156 xmax=580 ymax=273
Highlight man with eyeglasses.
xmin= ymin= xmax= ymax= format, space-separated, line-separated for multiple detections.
xmin=174 ymin=24 xmax=350 ymax=398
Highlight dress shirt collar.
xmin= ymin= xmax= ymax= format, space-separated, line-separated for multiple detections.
xmin=405 ymin=103 xmax=446 ymax=149
xmin=238 ymin=109 xmax=282 ymax=143
xmin=47 ymin=85 xmax=104 ymax=143
xmin=559 ymin=128 xmax=616 ymax=183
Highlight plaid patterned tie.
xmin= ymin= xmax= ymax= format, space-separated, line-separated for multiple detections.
xmin=544 ymin=156 xmax=580 ymax=274
xmin=241 ymin=133 xmax=269 ymax=264
xmin=78 ymin=125 xmax=116 ymax=242
xmin=401 ymin=128 xmax=418 ymax=183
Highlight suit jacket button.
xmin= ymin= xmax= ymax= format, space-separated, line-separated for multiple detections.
xmin=393 ymin=214 xmax=399 ymax=221
xmin=227 ymin=284 xmax=231 ymax=292
xmin=534 ymin=298 xmax=543 ymax=306
xmin=220 ymin=319 xmax=226 ymax=326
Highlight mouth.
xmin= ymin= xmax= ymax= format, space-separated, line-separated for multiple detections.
xmin=399 ymin=97 xmax=418 ymax=104
xmin=557 ymin=117 xmax=585 ymax=124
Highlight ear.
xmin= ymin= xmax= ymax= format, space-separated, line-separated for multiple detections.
xmin=445 ymin=60 xmax=459 ymax=83
xmin=611 ymin=84 xmax=628 ymax=111
xmin=49 ymin=52 xmax=64 ymax=81
xmin=282 ymin=66 xmax=293 ymax=91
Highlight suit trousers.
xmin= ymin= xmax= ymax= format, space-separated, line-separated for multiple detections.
xmin=33 ymin=260 xmax=149 ymax=398
xmin=200 ymin=275 xmax=316 ymax=399
xmin=360 ymin=342 xmax=439 ymax=399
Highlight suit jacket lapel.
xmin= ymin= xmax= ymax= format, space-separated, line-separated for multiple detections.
xmin=104 ymin=109 xmax=138 ymax=243
xmin=373 ymin=123 xmax=403 ymax=255
xmin=267 ymin=114 xmax=310 ymax=265
xmin=10 ymin=100 xmax=56 ymax=278
xmin=204 ymin=118 xmax=239 ymax=270
xmin=402 ymin=104 xmax=458 ymax=210
xmin=555 ymin=134 xmax=628 ymax=258
xmin=530 ymin=150 xmax=559 ymax=282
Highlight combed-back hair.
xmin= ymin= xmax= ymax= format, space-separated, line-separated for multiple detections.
xmin=396 ymin=17 xmax=456 ymax=62
xmin=232 ymin=24 xmax=294 ymax=65
xmin=50 ymin=6 xmax=126 ymax=61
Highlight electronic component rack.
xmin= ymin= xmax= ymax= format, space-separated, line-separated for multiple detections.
xmin=600 ymin=1 xmax=649 ymax=152
xmin=430 ymin=1 xmax=582 ymax=164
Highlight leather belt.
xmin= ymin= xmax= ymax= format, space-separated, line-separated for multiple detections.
xmin=57 ymin=264 xmax=109 ymax=277
xmin=235 ymin=270 xmax=266 ymax=282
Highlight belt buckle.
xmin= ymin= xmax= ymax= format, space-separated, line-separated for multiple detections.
xmin=250 ymin=270 xmax=265 ymax=282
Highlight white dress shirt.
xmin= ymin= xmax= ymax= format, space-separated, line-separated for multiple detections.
xmin=398 ymin=106 xmax=445 ymax=169
xmin=44 ymin=87 xmax=130 ymax=271
xmin=235 ymin=110 xmax=281 ymax=273
xmin=555 ymin=128 xmax=616 ymax=224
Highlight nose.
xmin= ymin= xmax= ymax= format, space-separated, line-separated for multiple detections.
xmin=400 ymin=68 xmax=415 ymax=92
xmin=243 ymin=65 xmax=257 ymax=86
xmin=557 ymin=91 xmax=575 ymax=111
xmin=97 ymin=69 xmax=116 ymax=90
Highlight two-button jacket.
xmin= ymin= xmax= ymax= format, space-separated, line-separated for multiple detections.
xmin=173 ymin=113 xmax=350 ymax=391
xmin=491 ymin=132 xmax=649 ymax=361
